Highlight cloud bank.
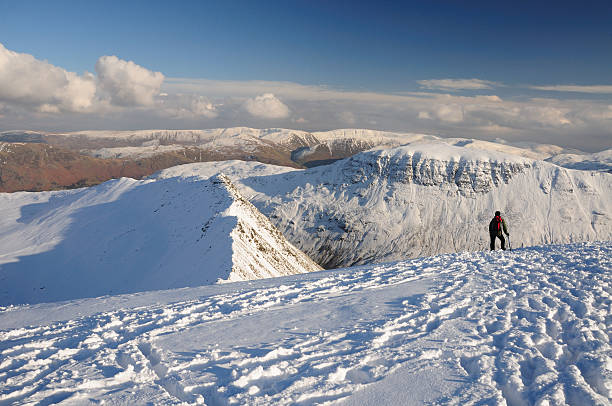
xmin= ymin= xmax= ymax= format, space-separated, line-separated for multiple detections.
xmin=0 ymin=43 xmax=96 ymax=113
xmin=0 ymin=43 xmax=610 ymax=152
xmin=0 ymin=43 xmax=166 ymax=113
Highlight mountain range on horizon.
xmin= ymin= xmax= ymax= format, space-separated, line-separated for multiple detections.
xmin=1 ymin=127 xmax=610 ymax=193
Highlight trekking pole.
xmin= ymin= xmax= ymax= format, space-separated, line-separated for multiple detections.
xmin=508 ymin=235 xmax=512 ymax=251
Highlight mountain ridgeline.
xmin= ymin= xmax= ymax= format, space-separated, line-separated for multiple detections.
xmin=178 ymin=144 xmax=609 ymax=268
xmin=1 ymin=127 xmax=609 ymax=192
xmin=0 ymin=172 xmax=321 ymax=305
xmin=1 ymin=128 xmax=610 ymax=277
xmin=341 ymin=147 xmax=530 ymax=195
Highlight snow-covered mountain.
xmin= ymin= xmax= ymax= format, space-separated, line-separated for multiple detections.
xmin=4 ymin=127 xmax=592 ymax=167
xmin=2 ymin=127 xmax=608 ymax=193
xmin=0 ymin=173 xmax=321 ymax=305
xmin=1 ymin=241 xmax=610 ymax=405
xmin=546 ymin=149 xmax=612 ymax=173
xmin=158 ymin=142 xmax=612 ymax=268
xmin=51 ymin=127 xmax=591 ymax=164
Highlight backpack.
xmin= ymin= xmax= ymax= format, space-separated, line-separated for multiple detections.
xmin=489 ymin=215 xmax=502 ymax=234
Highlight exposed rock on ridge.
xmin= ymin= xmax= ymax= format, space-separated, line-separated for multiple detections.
xmin=210 ymin=174 xmax=322 ymax=282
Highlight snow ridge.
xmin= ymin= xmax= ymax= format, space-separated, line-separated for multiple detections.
xmin=211 ymin=173 xmax=322 ymax=282
xmin=215 ymin=144 xmax=610 ymax=268
xmin=0 ymin=174 xmax=320 ymax=305
xmin=149 ymin=142 xmax=611 ymax=269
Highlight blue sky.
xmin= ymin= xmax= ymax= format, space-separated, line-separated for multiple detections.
xmin=0 ymin=1 xmax=611 ymax=150
xmin=3 ymin=1 xmax=611 ymax=88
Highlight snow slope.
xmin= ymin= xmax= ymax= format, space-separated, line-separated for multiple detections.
xmin=0 ymin=174 xmax=320 ymax=305
xmin=0 ymin=242 xmax=609 ymax=405
xmin=156 ymin=143 xmax=612 ymax=268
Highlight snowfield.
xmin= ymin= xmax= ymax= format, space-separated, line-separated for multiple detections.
xmin=0 ymin=242 xmax=610 ymax=405
xmin=0 ymin=138 xmax=610 ymax=405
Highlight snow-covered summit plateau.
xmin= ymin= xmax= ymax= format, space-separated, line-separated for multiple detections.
xmin=0 ymin=173 xmax=320 ymax=305
xmin=1 ymin=242 xmax=610 ymax=405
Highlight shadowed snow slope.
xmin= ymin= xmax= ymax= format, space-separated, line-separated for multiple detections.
xmin=156 ymin=143 xmax=612 ymax=268
xmin=0 ymin=174 xmax=321 ymax=305
xmin=0 ymin=242 xmax=610 ymax=405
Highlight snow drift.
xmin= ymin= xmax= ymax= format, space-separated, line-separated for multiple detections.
xmin=0 ymin=174 xmax=321 ymax=305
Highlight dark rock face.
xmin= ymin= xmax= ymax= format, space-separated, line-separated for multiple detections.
xmin=341 ymin=151 xmax=530 ymax=196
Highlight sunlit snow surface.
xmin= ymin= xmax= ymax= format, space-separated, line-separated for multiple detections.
xmin=1 ymin=242 xmax=610 ymax=405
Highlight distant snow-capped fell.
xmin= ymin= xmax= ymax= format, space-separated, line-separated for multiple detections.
xmin=1 ymin=127 xmax=609 ymax=193
xmin=546 ymin=149 xmax=612 ymax=173
xmin=157 ymin=142 xmax=612 ymax=268
xmin=0 ymin=173 xmax=321 ymax=305
xmin=49 ymin=127 xmax=580 ymax=158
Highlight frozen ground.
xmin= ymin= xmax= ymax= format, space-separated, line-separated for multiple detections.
xmin=1 ymin=242 xmax=610 ymax=405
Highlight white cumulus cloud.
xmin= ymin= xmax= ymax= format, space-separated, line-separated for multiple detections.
xmin=95 ymin=55 xmax=164 ymax=106
xmin=0 ymin=42 xmax=97 ymax=113
xmin=244 ymin=93 xmax=290 ymax=119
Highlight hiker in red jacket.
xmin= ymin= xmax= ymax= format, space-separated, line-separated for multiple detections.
xmin=489 ymin=210 xmax=509 ymax=250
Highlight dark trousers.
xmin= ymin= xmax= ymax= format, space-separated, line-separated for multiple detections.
xmin=490 ymin=233 xmax=506 ymax=250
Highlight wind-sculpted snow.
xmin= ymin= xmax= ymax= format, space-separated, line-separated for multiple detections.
xmin=0 ymin=242 xmax=610 ymax=405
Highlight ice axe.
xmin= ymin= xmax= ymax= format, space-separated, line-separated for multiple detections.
xmin=507 ymin=234 xmax=512 ymax=251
